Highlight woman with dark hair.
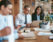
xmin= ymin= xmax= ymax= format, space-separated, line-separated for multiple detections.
xmin=32 ymin=6 xmax=45 ymax=21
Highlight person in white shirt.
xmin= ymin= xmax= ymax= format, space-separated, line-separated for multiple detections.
xmin=0 ymin=0 xmax=11 ymax=42
xmin=15 ymin=5 xmax=32 ymax=30
xmin=0 ymin=0 xmax=23 ymax=41
xmin=0 ymin=0 xmax=11 ymax=37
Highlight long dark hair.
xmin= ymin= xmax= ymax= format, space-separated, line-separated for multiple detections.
xmin=34 ymin=6 xmax=44 ymax=15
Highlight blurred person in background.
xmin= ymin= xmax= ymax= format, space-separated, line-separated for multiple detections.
xmin=15 ymin=5 xmax=32 ymax=30
xmin=32 ymin=6 xmax=45 ymax=21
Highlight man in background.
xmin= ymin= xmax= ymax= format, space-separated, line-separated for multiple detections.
xmin=15 ymin=5 xmax=32 ymax=30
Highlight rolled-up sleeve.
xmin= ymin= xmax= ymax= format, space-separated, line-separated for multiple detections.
xmin=15 ymin=14 xmax=21 ymax=27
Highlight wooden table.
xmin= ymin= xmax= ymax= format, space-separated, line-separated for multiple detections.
xmin=4 ymin=21 xmax=53 ymax=42
xmin=4 ymin=36 xmax=53 ymax=42
xmin=4 ymin=28 xmax=53 ymax=42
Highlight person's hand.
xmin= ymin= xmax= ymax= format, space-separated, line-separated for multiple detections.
xmin=0 ymin=27 xmax=11 ymax=36
xmin=17 ymin=25 xmax=21 ymax=29
xmin=26 ymin=24 xmax=31 ymax=27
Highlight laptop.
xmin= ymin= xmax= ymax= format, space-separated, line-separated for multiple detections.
xmin=31 ymin=21 xmax=42 ymax=27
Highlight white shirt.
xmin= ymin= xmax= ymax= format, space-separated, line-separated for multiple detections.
xmin=0 ymin=14 xmax=8 ymax=30
xmin=0 ymin=14 xmax=16 ymax=42
xmin=15 ymin=13 xmax=32 ymax=27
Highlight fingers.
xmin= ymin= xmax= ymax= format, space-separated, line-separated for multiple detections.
xmin=2 ymin=27 xmax=11 ymax=36
xmin=5 ymin=27 xmax=11 ymax=35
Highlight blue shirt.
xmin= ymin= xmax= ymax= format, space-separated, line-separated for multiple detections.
xmin=0 ymin=37 xmax=3 ymax=42
xmin=37 ymin=15 xmax=40 ymax=21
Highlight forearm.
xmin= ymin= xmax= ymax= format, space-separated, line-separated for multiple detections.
xmin=0 ymin=27 xmax=11 ymax=37
xmin=17 ymin=25 xmax=21 ymax=29
xmin=0 ymin=30 xmax=6 ymax=37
